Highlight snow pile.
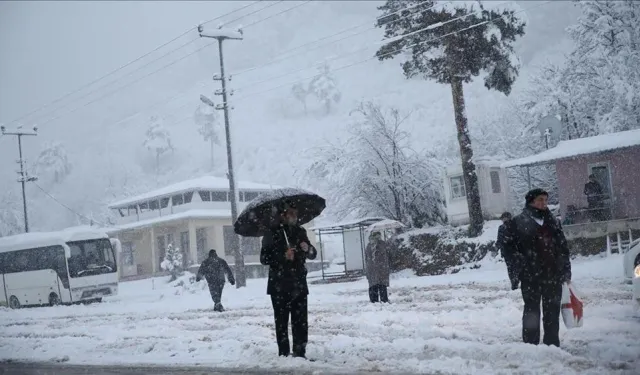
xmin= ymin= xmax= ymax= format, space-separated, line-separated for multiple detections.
xmin=397 ymin=221 xmax=502 ymax=276
xmin=0 ymin=255 xmax=637 ymax=373
xmin=169 ymin=272 xmax=208 ymax=295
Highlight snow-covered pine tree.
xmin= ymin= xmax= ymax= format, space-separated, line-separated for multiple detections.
xmin=291 ymin=82 xmax=309 ymax=115
xmin=526 ymin=1 xmax=640 ymax=140
xmin=375 ymin=0 xmax=526 ymax=236
xmin=160 ymin=243 xmax=183 ymax=281
xmin=34 ymin=141 xmax=72 ymax=185
xmin=308 ymin=63 xmax=341 ymax=114
xmin=143 ymin=116 xmax=173 ymax=175
xmin=305 ymin=102 xmax=446 ymax=228
xmin=194 ymin=103 xmax=220 ymax=171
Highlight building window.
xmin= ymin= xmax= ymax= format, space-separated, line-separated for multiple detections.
xmin=160 ymin=197 xmax=170 ymax=209
xmin=199 ymin=191 xmax=211 ymax=201
xmin=243 ymin=191 xmax=260 ymax=202
xmin=156 ymin=235 xmax=166 ymax=271
xmin=184 ymin=191 xmax=194 ymax=204
xmin=149 ymin=200 xmax=159 ymax=210
xmin=166 ymin=233 xmax=175 ymax=248
xmin=127 ymin=205 xmax=137 ymax=216
xmin=122 ymin=242 xmax=135 ymax=265
xmin=196 ymin=228 xmax=207 ymax=262
xmin=211 ymin=191 xmax=228 ymax=202
xmin=180 ymin=231 xmax=190 ymax=265
xmin=139 ymin=201 xmax=149 ymax=212
xmin=172 ymin=194 xmax=184 ymax=206
xmin=450 ymin=176 xmax=466 ymax=199
xmin=490 ymin=170 xmax=501 ymax=194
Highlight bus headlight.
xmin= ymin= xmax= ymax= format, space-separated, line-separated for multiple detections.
xmin=635 ymin=265 xmax=640 ymax=278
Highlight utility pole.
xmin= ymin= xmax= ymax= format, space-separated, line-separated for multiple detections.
xmin=1 ymin=125 xmax=38 ymax=233
xmin=198 ymin=24 xmax=247 ymax=288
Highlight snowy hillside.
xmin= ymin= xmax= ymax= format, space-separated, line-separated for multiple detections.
xmin=0 ymin=1 xmax=583 ymax=232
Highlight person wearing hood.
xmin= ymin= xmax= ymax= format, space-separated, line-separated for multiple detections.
xmin=364 ymin=231 xmax=391 ymax=303
xmin=506 ymin=188 xmax=572 ymax=347
xmin=260 ymin=201 xmax=317 ymax=359
xmin=196 ymin=249 xmax=235 ymax=312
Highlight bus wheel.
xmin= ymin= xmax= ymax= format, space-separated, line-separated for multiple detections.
xmin=49 ymin=293 xmax=61 ymax=306
xmin=9 ymin=296 xmax=20 ymax=309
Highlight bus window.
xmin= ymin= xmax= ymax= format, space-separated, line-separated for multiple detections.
xmin=66 ymin=239 xmax=117 ymax=278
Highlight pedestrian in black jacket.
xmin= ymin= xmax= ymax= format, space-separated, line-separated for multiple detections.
xmin=260 ymin=202 xmax=317 ymax=359
xmin=507 ymin=188 xmax=572 ymax=347
xmin=196 ymin=249 xmax=235 ymax=312
xmin=496 ymin=211 xmax=518 ymax=290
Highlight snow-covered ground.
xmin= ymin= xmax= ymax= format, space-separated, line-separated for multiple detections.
xmin=1 ymin=255 xmax=638 ymax=374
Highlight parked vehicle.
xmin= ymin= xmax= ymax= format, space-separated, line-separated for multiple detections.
xmin=623 ymin=238 xmax=640 ymax=304
xmin=0 ymin=226 xmax=120 ymax=309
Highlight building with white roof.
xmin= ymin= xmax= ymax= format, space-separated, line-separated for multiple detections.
xmin=105 ymin=175 xmax=317 ymax=280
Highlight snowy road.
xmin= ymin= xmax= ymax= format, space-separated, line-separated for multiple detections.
xmin=0 ymin=255 xmax=638 ymax=375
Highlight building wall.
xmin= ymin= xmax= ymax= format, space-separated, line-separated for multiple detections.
xmin=112 ymin=218 xmax=319 ymax=279
xmin=556 ymin=146 xmax=640 ymax=220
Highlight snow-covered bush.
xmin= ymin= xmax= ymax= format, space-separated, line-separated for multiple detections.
xmin=160 ymin=243 xmax=183 ymax=281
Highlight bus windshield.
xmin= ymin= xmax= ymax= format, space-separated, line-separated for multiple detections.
xmin=67 ymin=238 xmax=118 ymax=278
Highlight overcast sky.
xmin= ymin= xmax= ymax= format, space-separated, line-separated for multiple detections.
xmin=0 ymin=1 xmax=254 ymax=125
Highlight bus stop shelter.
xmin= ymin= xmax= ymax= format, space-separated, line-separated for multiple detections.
xmin=310 ymin=217 xmax=387 ymax=280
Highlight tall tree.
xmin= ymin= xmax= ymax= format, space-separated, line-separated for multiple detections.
xmin=33 ymin=141 xmax=72 ymax=185
xmin=194 ymin=103 xmax=220 ymax=171
xmin=308 ymin=63 xmax=342 ymax=114
xmin=305 ymin=102 xmax=446 ymax=228
xmin=143 ymin=115 xmax=173 ymax=175
xmin=375 ymin=0 xmax=525 ymax=236
xmin=291 ymin=82 xmax=310 ymax=115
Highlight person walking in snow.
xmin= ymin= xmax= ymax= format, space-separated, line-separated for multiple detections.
xmin=506 ymin=188 xmax=572 ymax=347
xmin=496 ymin=212 xmax=518 ymax=290
xmin=365 ymin=231 xmax=391 ymax=303
xmin=260 ymin=201 xmax=318 ymax=359
xmin=196 ymin=249 xmax=235 ymax=312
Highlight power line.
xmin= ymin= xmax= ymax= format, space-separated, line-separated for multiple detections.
xmin=231 ymin=1 xmax=550 ymax=103
xmin=241 ymin=1 xmax=312 ymax=29
xmin=29 ymin=37 xmax=201 ymax=126
xmin=33 ymin=182 xmax=103 ymax=226
xmin=4 ymin=0 xmax=264 ymax=127
xmin=35 ymin=41 xmax=218 ymax=128
xmin=231 ymin=0 xmax=439 ymax=77
xmin=223 ymin=1 xmax=284 ymax=27
xmin=231 ymin=1 xmax=512 ymax=93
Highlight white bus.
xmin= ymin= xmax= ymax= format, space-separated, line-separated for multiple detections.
xmin=0 ymin=226 xmax=120 ymax=309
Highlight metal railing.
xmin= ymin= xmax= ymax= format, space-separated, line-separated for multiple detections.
xmin=562 ymin=193 xmax=614 ymax=225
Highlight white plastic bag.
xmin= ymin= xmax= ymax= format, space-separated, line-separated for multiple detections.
xmin=561 ymin=282 xmax=584 ymax=329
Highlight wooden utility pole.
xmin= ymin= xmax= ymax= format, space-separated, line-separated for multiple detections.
xmin=1 ymin=125 xmax=38 ymax=233
xmin=198 ymin=25 xmax=247 ymax=288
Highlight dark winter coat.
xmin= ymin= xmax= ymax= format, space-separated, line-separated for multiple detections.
xmin=506 ymin=206 xmax=572 ymax=284
xmin=196 ymin=255 xmax=235 ymax=285
xmin=364 ymin=239 xmax=391 ymax=287
xmin=584 ymin=180 xmax=604 ymax=207
xmin=260 ymin=224 xmax=317 ymax=296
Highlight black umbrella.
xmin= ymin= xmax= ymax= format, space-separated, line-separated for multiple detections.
xmin=233 ymin=188 xmax=326 ymax=237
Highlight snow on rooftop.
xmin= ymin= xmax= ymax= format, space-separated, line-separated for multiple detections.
xmin=309 ymin=217 xmax=387 ymax=231
xmin=104 ymin=209 xmax=232 ymax=233
xmin=502 ymin=129 xmax=640 ymax=168
xmin=0 ymin=226 xmax=109 ymax=253
xmin=108 ymin=175 xmax=284 ymax=208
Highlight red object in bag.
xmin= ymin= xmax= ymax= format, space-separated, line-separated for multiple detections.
xmin=561 ymin=282 xmax=584 ymax=329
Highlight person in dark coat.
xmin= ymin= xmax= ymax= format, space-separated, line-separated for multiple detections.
xmin=584 ymin=174 xmax=604 ymax=221
xmin=506 ymin=188 xmax=572 ymax=347
xmin=364 ymin=231 xmax=391 ymax=303
xmin=496 ymin=211 xmax=518 ymax=290
xmin=260 ymin=201 xmax=318 ymax=359
xmin=196 ymin=249 xmax=235 ymax=312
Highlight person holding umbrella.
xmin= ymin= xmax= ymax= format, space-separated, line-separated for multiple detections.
xmin=233 ymin=188 xmax=325 ymax=359
xmin=260 ymin=201 xmax=317 ymax=358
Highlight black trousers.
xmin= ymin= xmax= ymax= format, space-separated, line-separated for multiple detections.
xmin=369 ymin=284 xmax=388 ymax=303
xmin=209 ymin=282 xmax=224 ymax=305
xmin=521 ymin=278 xmax=562 ymax=347
xmin=270 ymin=291 xmax=308 ymax=357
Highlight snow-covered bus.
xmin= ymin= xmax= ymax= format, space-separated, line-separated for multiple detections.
xmin=0 ymin=226 xmax=120 ymax=309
